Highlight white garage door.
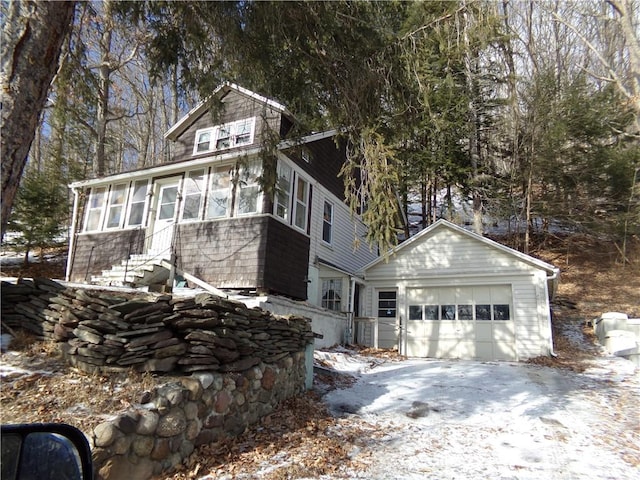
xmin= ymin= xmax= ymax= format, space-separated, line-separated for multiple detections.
xmin=406 ymin=286 xmax=515 ymax=361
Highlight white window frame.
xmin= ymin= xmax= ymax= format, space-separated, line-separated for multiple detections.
xmin=235 ymin=159 xmax=262 ymax=216
xmin=193 ymin=117 xmax=256 ymax=155
xmin=104 ymin=183 xmax=128 ymax=229
xmin=322 ymin=200 xmax=333 ymax=244
xmin=321 ymin=278 xmax=343 ymax=311
xmin=193 ymin=128 xmax=215 ymax=154
xmin=84 ymin=186 xmax=108 ymax=232
xmin=180 ymin=169 xmax=206 ymax=222
xmin=125 ymin=179 xmax=149 ymax=228
xmin=206 ymin=165 xmax=232 ymax=219
xmin=274 ymin=161 xmax=293 ymax=221
xmin=293 ymin=175 xmax=310 ymax=232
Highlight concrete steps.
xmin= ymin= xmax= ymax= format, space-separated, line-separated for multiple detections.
xmin=91 ymin=254 xmax=170 ymax=288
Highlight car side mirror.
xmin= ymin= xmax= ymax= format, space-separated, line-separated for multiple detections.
xmin=1 ymin=423 xmax=93 ymax=480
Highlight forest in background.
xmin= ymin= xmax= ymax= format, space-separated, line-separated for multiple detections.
xmin=3 ymin=0 xmax=638 ymax=261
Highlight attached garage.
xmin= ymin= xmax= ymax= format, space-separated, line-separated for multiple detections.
xmin=358 ymin=219 xmax=559 ymax=361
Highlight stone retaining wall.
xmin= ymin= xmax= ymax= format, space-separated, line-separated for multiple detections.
xmin=91 ymin=352 xmax=305 ymax=479
xmin=1 ymin=278 xmax=313 ymax=479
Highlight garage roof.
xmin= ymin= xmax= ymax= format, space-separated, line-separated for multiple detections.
xmin=362 ymin=219 xmax=559 ymax=294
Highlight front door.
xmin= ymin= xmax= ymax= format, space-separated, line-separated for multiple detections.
xmin=148 ymin=179 xmax=181 ymax=257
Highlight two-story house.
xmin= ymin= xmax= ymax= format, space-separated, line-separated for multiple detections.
xmin=66 ymin=84 xmax=377 ymax=319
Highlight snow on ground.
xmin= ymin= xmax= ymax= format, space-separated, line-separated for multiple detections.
xmin=314 ymin=341 xmax=639 ymax=480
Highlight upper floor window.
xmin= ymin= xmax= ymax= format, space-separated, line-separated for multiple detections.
xmin=322 ymin=200 xmax=333 ymax=244
xmin=294 ymin=176 xmax=309 ymax=231
xmin=193 ymin=117 xmax=256 ymax=155
xmin=275 ymin=162 xmax=292 ymax=221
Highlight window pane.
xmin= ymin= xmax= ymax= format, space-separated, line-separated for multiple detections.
xmin=377 ymin=291 xmax=396 ymax=318
xmin=476 ymin=304 xmax=492 ymax=320
xmin=234 ymin=118 xmax=254 ymax=145
xmin=207 ymin=191 xmax=228 ymax=218
xmin=493 ymin=304 xmax=510 ymax=320
xmin=196 ymin=131 xmax=211 ymax=152
xmin=128 ymin=203 xmax=144 ymax=226
xmin=182 ymin=196 xmax=201 ymax=219
xmin=424 ymin=305 xmax=439 ymax=320
xmin=237 ymin=185 xmax=259 ymax=214
xmin=322 ymin=201 xmax=332 ymax=243
xmin=106 ymin=184 xmax=127 ymax=228
xmin=409 ymin=305 xmax=422 ymax=320
xmin=127 ymin=180 xmax=148 ymax=226
xmin=158 ymin=186 xmax=177 ymax=220
xmin=275 ymin=163 xmax=292 ymax=220
xmin=131 ymin=181 xmax=147 ymax=202
xmin=85 ymin=187 xmax=106 ymax=231
xmin=216 ymin=125 xmax=231 ymax=149
xmin=86 ymin=213 xmax=100 ymax=231
xmin=106 ymin=208 xmax=122 ymax=228
xmin=441 ymin=305 xmax=456 ymax=320
xmin=294 ymin=204 xmax=307 ymax=229
xmin=458 ymin=305 xmax=473 ymax=320
xmin=182 ymin=170 xmax=204 ymax=220
xmin=321 ymin=279 xmax=342 ymax=311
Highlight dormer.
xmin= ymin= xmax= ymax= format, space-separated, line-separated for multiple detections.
xmin=164 ymin=83 xmax=296 ymax=163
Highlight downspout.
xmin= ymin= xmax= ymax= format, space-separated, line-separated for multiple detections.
xmin=347 ymin=276 xmax=357 ymax=345
xmin=65 ymin=187 xmax=81 ymax=282
xmin=546 ymin=269 xmax=560 ymax=357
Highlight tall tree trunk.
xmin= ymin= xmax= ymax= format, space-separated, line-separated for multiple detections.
xmin=0 ymin=1 xmax=75 ymax=239
xmin=95 ymin=0 xmax=113 ymax=176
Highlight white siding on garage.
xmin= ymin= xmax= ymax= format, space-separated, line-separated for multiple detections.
xmin=366 ymin=228 xmax=538 ymax=281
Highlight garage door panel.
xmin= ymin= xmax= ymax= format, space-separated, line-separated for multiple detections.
xmin=405 ymin=286 xmax=515 ymax=361
xmin=475 ymin=323 xmax=493 ymax=342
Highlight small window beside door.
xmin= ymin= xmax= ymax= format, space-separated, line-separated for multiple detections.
xmin=378 ymin=291 xmax=397 ymax=318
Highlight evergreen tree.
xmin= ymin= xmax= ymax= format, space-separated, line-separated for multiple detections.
xmin=7 ymin=170 xmax=68 ymax=265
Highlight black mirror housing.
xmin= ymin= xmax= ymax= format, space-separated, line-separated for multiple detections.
xmin=1 ymin=423 xmax=93 ymax=480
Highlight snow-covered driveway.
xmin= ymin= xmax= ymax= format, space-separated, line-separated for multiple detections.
xmin=317 ymin=350 xmax=639 ymax=480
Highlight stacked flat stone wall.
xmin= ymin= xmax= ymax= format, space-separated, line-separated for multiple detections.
xmin=1 ymin=278 xmax=313 ymax=479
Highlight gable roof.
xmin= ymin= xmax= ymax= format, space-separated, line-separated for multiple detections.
xmin=164 ymin=83 xmax=294 ymax=141
xmin=362 ymin=219 xmax=559 ymax=277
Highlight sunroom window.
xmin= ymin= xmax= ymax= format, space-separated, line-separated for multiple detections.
xmin=181 ymin=169 xmax=205 ymax=221
xmin=237 ymin=160 xmax=262 ymax=215
xmin=105 ymin=184 xmax=127 ymax=229
xmin=126 ymin=180 xmax=148 ymax=227
xmin=206 ymin=166 xmax=231 ymax=218
xmin=85 ymin=187 xmax=107 ymax=231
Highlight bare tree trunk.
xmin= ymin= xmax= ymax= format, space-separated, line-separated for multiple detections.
xmin=95 ymin=0 xmax=113 ymax=176
xmin=0 ymin=1 xmax=75 ymax=239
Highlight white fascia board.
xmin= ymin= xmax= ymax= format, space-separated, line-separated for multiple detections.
xmin=68 ymin=147 xmax=262 ymax=189
xmin=164 ymin=99 xmax=208 ymax=140
xmin=278 ymin=129 xmax=338 ymax=150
